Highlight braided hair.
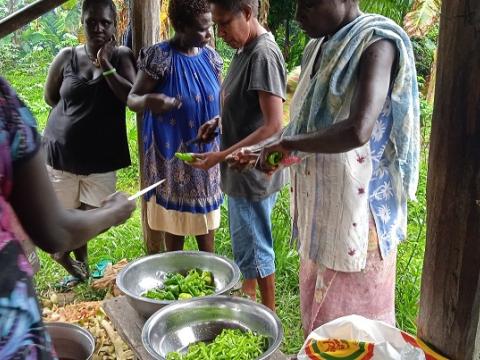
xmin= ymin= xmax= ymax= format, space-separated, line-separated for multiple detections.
xmin=169 ymin=0 xmax=211 ymax=30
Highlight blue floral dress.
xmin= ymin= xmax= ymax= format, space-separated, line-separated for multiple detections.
xmin=0 ymin=77 xmax=57 ymax=359
xmin=368 ymin=95 xmax=406 ymax=257
xmin=138 ymin=42 xmax=223 ymax=235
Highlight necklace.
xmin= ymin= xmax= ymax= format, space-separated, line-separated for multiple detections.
xmin=84 ymin=44 xmax=101 ymax=68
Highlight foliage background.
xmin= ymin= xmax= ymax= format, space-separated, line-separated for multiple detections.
xmin=1 ymin=0 xmax=439 ymax=354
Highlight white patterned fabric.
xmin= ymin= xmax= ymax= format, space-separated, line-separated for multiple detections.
xmin=287 ymin=14 xmax=420 ymax=271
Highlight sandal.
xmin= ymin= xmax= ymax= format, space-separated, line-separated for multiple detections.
xmin=91 ymin=259 xmax=112 ymax=279
xmin=70 ymin=260 xmax=89 ymax=280
xmin=55 ymin=275 xmax=81 ymax=292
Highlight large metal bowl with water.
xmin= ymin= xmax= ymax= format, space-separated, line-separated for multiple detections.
xmin=116 ymin=251 xmax=241 ymax=318
xmin=142 ymin=296 xmax=283 ymax=360
xmin=45 ymin=322 xmax=95 ymax=360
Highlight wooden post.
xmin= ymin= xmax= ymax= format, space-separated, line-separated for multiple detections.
xmin=417 ymin=0 xmax=480 ymax=358
xmin=0 ymin=0 xmax=68 ymax=38
xmin=131 ymin=0 xmax=165 ymax=254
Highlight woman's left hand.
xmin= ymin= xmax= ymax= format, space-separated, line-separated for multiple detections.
xmin=257 ymin=140 xmax=291 ymax=174
xmin=189 ymin=151 xmax=225 ymax=170
xmin=97 ymin=35 xmax=116 ymax=68
xmin=225 ymin=148 xmax=258 ymax=172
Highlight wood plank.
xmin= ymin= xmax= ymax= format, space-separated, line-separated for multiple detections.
xmin=0 ymin=0 xmax=68 ymax=39
xmin=103 ymin=296 xmax=289 ymax=360
xmin=103 ymin=296 xmax=155 ymax=360
xmin=417 ymin=0 xmax=480 ymax=358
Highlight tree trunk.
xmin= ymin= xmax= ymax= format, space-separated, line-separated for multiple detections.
xmin=284 ymin=17 xmax=291 ymax=64
xmin=259 ymin=0 xmax=270 ymax=29
xmin=131 ymin=0 xmax=165 ymax=254
xmin=417 ymin=0 xmax=480 ymax=358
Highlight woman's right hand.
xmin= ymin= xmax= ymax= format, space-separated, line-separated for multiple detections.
xmin=101 ymin=192 xmax=136 ymax=226
xmin=197 ymin=116 xmax=220 ymax=143
xmin=146 ymin=93 xmax=182 ymax=114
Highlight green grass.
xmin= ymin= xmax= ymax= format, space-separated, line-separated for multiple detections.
xmin=4 ymin=63 xmax=429 ymax=355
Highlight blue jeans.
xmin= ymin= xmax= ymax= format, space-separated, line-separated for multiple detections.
xmin=228 ymin=194 xmax=277 ymax=279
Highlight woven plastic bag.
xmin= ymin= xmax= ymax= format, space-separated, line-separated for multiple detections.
xmin=297 ymin=315 xmax=447 ymax=360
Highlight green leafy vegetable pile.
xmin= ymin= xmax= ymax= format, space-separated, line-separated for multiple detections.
xmin=166 ymin=329 xmax=268 ymax=360
xmin=142 ymin=268 xmax=215 ymax=300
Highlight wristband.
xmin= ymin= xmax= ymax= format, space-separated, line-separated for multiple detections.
xmin=102 ymin=68 xmax=117 ymax=77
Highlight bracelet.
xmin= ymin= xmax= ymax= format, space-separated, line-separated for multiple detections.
xmin=102 ymin=68 xmax=117 ymax=77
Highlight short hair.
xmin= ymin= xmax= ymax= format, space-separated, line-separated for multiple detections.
xmin=169 ymin=0 xmax=211 ymax=30
xmin=207 ymin=0 xmax=259 ymax=17
xmin=81 ymin=0 xmax=117 ymax=26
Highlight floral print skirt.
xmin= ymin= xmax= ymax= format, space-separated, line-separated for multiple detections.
xmin=299 ymin=218 xmax=397 ymax=336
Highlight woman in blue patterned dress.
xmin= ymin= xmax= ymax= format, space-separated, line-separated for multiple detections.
xmin=128 ymin=0 xmax=222 ymax=252
xmin=0 ymin=77 xmax=135 ymax=359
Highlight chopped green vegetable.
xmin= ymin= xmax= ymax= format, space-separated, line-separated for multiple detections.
xmin=142 ymin=269 xmax=215 ymax=301
xmin=266 ymin=151 xmax=283 ymax=166
xmin=166 ymin=329 xmax=268 ymax=360
xmin=175 ymin=152 xmax=196 ymax=162
xmin=178 ymin=293 xmax=193 ymax=300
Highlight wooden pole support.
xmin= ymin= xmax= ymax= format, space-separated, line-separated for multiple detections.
xmin=417 ymin=0 xmax=480 ymax=358
xmin=131 ymin=0 xmax=165 ymax=254
xmin=0 ymin=0 xmax=69 ymax=39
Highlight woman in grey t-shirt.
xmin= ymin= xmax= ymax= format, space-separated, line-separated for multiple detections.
xmin=190 ymin=0 xmax=287 ymax=312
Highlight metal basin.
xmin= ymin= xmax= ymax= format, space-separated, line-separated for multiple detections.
xmin=142 ymin=296 xmax=283 ymax=360
xmin=45 ymin=322 xmax=95 ymax=360
xmin=116 ymin=251 xmax=241 ymax=318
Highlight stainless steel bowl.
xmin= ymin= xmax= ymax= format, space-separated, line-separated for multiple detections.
xmin=45 ymin=322 xmax=95 ymax=360
xmin=116 ymin=251 xmax=241 ymax=318
xmin=142 ymin=296 xmax=283 ymax=360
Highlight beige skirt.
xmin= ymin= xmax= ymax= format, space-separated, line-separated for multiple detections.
xmin=147 ymin=199 xmax=221 ymax=236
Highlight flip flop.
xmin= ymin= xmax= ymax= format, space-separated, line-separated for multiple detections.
xmin=91 ymin=259 xmax=112 ymax=279
xmin=70 ymin=260 xmax=89 ymax=280
xmin=55 ymin=275 xmax=81 ymax=291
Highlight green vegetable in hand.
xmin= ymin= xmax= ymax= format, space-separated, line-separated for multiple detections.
xmin=142 ymin=268 xmax=215 ymax=301
xmin=166 ymin=329 xmax=268 ymax=360
xmin=175 ymin=152 xmax=196 ymax=162
xmin=266 ymin=151 xmax=283 ymax=166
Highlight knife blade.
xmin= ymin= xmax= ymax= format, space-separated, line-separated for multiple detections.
xmin=128 ymin=179 xmax=166 ymax=201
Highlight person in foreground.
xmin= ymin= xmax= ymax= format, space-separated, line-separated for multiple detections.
xmin=0 ymin=77 xmax=135 ymax=359
xmin=256 ymin=0 xmax=420 ymax=334
xmin=190 ymin=0 xmax=287 ymax=312
xmin=127 ymin=0 xmax=223 ymax=253
xmin=43 ymin=0 xmax=136 ymax=286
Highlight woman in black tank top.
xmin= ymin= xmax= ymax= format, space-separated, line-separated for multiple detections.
xmin=43 ymin=0 xmax=136 ymax=286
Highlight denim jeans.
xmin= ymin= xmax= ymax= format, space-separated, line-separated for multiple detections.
xmin=228 ymin=193 xmax=277 ymax=279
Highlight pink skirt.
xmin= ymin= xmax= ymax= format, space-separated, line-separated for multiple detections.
xmin=299 ymin=220 xmax=397 ymax=336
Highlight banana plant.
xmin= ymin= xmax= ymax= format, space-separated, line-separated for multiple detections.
xmin=403 ymin=0 xmax=441 ymax=37
xmin=360 ymin=0 xmax=414 ymax=24
xmin=403 ymin=0 xmax=441 ymax=104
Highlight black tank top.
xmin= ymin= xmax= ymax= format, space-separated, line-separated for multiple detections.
xmin=43 ymin=47 xmax=131 ymax=175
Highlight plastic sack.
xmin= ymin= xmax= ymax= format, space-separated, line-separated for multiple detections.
xmin=297 ymin=315 xmax=448 ymax=360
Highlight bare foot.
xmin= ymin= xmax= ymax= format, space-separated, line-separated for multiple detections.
xmin=242 ymin=279 xmax=257 ymax=301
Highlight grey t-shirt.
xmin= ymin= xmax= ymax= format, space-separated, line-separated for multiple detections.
xmin=220 ymin=33 xmax=287 ymax=201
